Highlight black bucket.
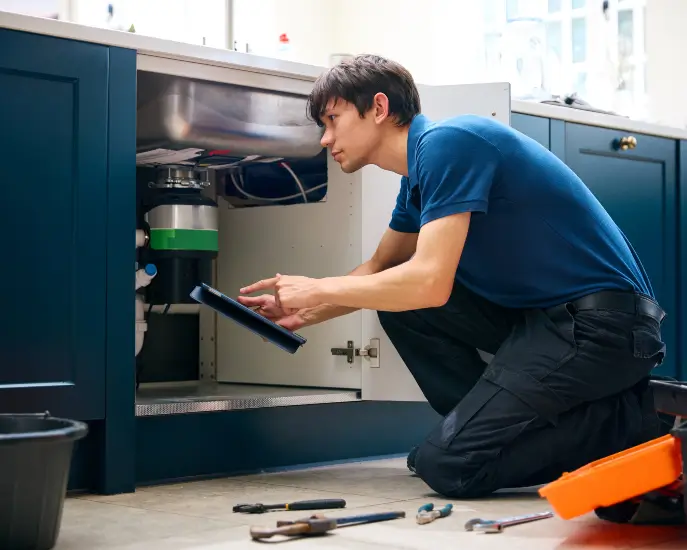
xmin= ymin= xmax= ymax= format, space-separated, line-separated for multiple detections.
xmin=0 ymin=412 xmax=88 ymax=550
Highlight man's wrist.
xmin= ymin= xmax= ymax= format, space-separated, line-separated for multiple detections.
xmin=299 ymin=307 xmax=319 ymax=327
xmin=315 ymin=277 xmax=340 ymax=305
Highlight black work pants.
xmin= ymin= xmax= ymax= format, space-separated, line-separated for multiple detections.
xmin=378 ymin=283 xmax=666 ymax=498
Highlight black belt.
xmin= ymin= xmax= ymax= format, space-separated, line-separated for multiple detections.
xmin=548 ymin=290 xmax=666 ymax=324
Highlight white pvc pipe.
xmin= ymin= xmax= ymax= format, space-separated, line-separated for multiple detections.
xmin=135 ymin=264 xmax=157 ymax=290
xmin=136 ymin=229 xmax=148 ymax=248
xmin=135 ymin=295 xmax=147 ymax=356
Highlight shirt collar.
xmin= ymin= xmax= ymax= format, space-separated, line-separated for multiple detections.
xmin=407 ymin=113 xmax=433 ymax=189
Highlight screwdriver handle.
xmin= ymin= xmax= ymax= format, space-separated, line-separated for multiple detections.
xmin=286 ymin=498 xmax=346 ymax=511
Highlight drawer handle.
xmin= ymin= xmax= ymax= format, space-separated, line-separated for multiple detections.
xmin=614 ymin=136 xmax=637 ymax=151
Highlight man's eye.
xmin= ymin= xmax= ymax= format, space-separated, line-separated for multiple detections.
xmin=329 ymin=115 xmax=337 ymax=121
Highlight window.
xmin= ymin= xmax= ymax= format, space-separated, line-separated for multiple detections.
xmin=481 ymin=0 xmax=647 ymax=117
xmin=545 ymin=20 xmax=562 ymax=60
xmin=483 ymin=0 xmax=505 ymax=26
xmin=618 ymin=10 xmax=634 ymax=56
xmin=571 ymin=17 xmax=586 ymax=63
xmin=506 ymin=0 xmax=520 ymax=19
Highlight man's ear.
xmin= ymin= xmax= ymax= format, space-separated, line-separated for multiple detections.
xmin=372 ymin=92 xmax=390 ymax=125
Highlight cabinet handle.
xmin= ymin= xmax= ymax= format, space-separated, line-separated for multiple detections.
xmin=614 ymin=136 xmax=637 ymax=151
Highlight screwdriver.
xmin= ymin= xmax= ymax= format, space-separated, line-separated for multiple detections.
xmin=233 ymin=498 xmax=346 ymax=514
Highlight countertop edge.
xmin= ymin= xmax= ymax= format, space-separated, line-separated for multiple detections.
xmin=512 ymin=99 xmax=687 ymax=141
xmin=0 ymin=11 xmax=324 ymax=81
xmin=3 ymin=11 xmax=687 ymax=141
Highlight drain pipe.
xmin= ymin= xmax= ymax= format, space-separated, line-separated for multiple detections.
xmin=135 ymin=229 xmax=148 ymax=249
xmin=135 ymin=264 xmax=157 ymax=356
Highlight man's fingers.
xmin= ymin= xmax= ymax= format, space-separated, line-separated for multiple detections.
xmin=240 ymin=277 xmax=280 ymax=294
xmin=237 ymin=295 xmax=271 ymax=307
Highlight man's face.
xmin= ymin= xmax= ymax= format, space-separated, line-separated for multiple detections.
xmin=319 ymin=99 xmax=382 ymax=173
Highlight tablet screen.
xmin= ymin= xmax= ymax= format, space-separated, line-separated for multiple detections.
xmin=190 ymin=283 xmax=306 ymax=354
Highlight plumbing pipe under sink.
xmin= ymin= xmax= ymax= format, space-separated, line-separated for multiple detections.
xmin=135 ymin=264 xmax=157 ymax=356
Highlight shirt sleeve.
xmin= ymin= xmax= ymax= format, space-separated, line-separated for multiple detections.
xmin=415 ymin=125 xmax=501 ymax=227
xmin=389 ymin=176 xmax=420 ymax=233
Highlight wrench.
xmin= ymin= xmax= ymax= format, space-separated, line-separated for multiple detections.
xmin=464 ymin=511 xmax=554 ymax=533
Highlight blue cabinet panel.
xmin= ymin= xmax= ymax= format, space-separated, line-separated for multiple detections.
xmin=564 ymin=122 xmax=679 ymax=379
xmin=680 ymin=141 xmax=687 ymax=382
xmin=0 ymin=29 xmax=108 ymax=419
xmin=511 ymin=113 xmax=550 ymax=149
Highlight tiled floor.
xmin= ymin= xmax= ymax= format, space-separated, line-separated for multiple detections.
xmin=56 ymin=457 xmax=686 ymax=549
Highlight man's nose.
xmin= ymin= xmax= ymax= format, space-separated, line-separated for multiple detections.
xmin=320 ymin=130 xmax=333 ymax=148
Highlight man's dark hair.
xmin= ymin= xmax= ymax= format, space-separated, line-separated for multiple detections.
xmin=307 ymin=54 xmax=421 ymax=127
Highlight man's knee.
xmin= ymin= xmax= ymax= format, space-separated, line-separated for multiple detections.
xmin=413 ymin=439 xmax=497 ymax=499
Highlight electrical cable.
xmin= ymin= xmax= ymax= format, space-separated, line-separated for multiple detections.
xmin=229 ymin=166 xmax=327 ymax=203
xmin=279 ymin=161 xmax=308 ymax=202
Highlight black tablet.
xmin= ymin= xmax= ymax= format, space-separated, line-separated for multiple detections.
xmin=190 ymin=283 xmax=307 ymax=354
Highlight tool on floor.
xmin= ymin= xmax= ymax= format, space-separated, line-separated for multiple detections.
xmin=233 ymin=498 xmax=346 ymax=514
xmin=249 ymin=510 xmax=406 ymax=540
xmin=464 ymin=511 xmax=554 ymax=533
xmin=416 ymin=502 xmax=453 ymax=524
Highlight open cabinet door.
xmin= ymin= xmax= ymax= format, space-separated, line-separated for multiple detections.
xmin=361 ymin=82 xmax=511 ymax=401
xmin=216 ymin=156 xmax=364 ymax=390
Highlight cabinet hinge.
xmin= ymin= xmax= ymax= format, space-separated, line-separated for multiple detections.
xmin=331 ymin=339 xmax=380 ymax=366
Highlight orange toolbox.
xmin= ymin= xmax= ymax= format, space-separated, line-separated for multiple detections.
xmin=539 ymin=379 xmax=687 ymax=522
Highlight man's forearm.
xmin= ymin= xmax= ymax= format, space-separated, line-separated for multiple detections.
xmin=317 ymin=259 xmax=449 ymax=312
xmin=299 ymin=260 xmax=381 ymax=326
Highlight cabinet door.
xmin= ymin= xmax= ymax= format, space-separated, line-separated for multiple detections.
xmin=0 ymin=29 xmax=108 ymax=419
xmin=512 ymin=113 xmax=550 ymax=149
xmin=563 ymin=122 xmax=678 ymax=379
xmin=361 ymin=83 xmax=512 ymax=401
xmin=216 ymin=155 xmax=365 ymax=390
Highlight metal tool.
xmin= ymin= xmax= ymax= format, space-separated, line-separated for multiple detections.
xmin=233 ymin=498 xmax=346 ymax=514
xmin=464 ymin=511 xmax=554 ymax=533
xmin=416 ymin=502 xmax=453 ymax=524
xmin=250 ymin=510 xmax=406 ymax=540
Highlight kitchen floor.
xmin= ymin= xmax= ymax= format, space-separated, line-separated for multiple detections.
xmin=58 ymin=457 xmax=686 ymax=550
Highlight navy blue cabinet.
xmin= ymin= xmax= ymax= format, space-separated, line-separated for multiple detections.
xmin=511 ymin=113 xmax=550 ymax=149
xmin=560 ymin=122 xmax=679 ymax=379
xmin=0 ymin=29 xmax=108 ymax=420
xmin=0 ymin=27 xmax=137 ymax=434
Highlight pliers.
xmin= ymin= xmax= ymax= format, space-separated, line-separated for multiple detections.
xmin=416 ymin=502 xmax=453 ymax=524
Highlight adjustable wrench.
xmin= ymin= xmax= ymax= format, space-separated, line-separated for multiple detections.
xmin=464 ymin=511 xmax=554 ymax=533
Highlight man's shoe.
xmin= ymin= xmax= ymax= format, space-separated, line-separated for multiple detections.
xmin=407 ymin=445 xmax=418 ymax=474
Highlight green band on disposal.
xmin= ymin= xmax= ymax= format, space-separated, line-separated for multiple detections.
xmin=149 ymin=229 xmax=218 ymax=251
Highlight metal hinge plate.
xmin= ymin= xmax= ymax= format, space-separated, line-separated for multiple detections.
xmin=331 ymin=339 xmax=380 ymax=367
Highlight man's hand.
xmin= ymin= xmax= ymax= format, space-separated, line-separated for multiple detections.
xmin=240 ymin=273 xmax=326 ymax=314
xmin=236 ymin=293 xmax=307 ymax=331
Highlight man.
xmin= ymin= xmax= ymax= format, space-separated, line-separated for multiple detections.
xmin=237 ymin=54 xmax=668 ymax=498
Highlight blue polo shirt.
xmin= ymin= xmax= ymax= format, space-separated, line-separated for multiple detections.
xmin=389 ymin=114 xmax=654 ymax=309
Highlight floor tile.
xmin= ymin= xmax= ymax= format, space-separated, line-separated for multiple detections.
xmin=59 ymin=456 xmax=687 ymax=550
xmin=78 ymin=479 xmax=395 ymax=523
xmin=54 ymin=498 xmax=228 ymax=549
xmin=238 ymin=458 xmax=435 ymax=499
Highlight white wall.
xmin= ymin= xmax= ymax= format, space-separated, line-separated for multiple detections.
xmin=71 ymin=0 xmax=228 ymax=48
xmin=232 ymin=0 xmax=333 ymax=67
xmin=230 ymin=0 xmax=487 ymax=85
xmin=645 ymin=0 xmax=687 ymax=128
xmin=328 ymin=0 xmax=486 ymax=85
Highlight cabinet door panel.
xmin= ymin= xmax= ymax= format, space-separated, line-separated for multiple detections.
xmin=564 ymin=123 xmax=678 ymax=379
xmin=0 ymin=29 xmax=108 ymax=419
xmin=361 ymin=83 xmax=512 ymax=401
xmin=512 ymin=113 xmax=550 ymax=149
